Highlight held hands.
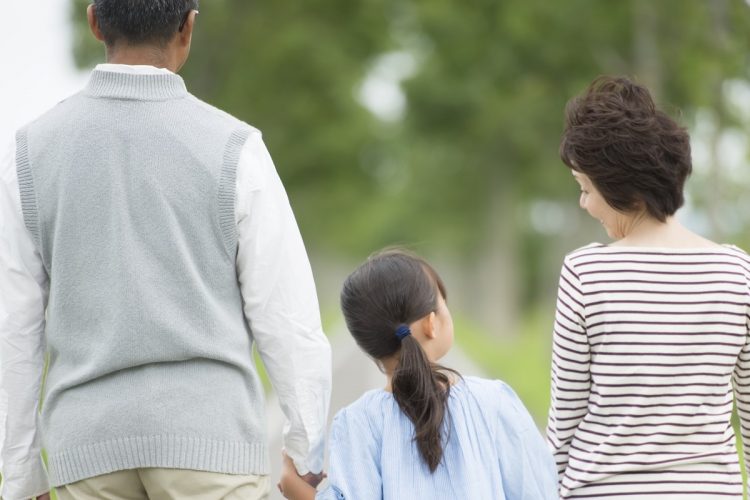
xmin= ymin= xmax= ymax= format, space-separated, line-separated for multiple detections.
xmin=300 ymin=470 xmax=326 ymax=489
xmin=278 ymin=452 xmax=325 ymax=500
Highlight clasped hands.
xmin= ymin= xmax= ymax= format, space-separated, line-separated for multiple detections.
xmin=277 ymin=452 xmax=326 ymax=500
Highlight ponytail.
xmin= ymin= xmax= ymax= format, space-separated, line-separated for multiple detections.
xmin=391 ymin=335 xmax=456 ymax=472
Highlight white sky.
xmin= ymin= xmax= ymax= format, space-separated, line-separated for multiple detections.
xmin=0 ymin=0 xmax=90 ymax=145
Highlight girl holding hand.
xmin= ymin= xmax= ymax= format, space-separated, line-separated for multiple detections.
xmin=280 ymin=249 xmax=558 ymax=500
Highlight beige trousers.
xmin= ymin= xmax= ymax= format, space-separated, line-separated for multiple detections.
xmin=56 ymin=468 xmax=270 ymax=500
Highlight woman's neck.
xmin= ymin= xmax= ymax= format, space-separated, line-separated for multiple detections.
xmin=613 ymin=216 xmax=718 ymax=248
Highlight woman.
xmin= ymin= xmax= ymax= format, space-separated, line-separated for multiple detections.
xmin=547 ymin=76 xmax=750 ymax=499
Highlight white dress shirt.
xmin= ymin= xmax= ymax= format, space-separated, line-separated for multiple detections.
xmin=0 ymin=64 xmax=331 ymax=499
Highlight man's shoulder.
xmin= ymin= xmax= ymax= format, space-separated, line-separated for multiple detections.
xmin=184 ymin=94 xmax=260 ymax=135
xmin=18 ymin=92 xmax=86 ymax=134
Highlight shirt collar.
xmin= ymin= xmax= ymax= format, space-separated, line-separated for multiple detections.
xmin=95 ymin=63 xmax=175 ymax=76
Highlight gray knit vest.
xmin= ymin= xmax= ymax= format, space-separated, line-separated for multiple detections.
xmin=16 ymin=69 xmax=269 ymax=486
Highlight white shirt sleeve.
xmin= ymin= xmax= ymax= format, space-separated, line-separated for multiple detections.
xmin=235 ymin=131 xmax=332 ymax=475
xmin=0 ymin=137 xmax=50 ymax=499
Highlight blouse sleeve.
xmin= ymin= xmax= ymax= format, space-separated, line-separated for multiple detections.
xmin=496 ymin=382 xmax=559 ymax=500
xmin=316 ymin=408 xmax=382 ymax=500
xmin=546 ymin=255 xmax=590 ymax=485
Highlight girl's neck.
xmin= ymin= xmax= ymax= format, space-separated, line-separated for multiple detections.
xmin=612 ymin=216 xmax=718 ymax=249
xmin=381 ymin=356 xmax=398 ymax=392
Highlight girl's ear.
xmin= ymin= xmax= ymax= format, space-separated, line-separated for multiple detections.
xmin=423 ymin=311 xmax=437 ymax=340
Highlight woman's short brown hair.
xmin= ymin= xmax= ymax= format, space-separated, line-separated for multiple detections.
xmin=560 ymin=76 xmax=692 ymax=221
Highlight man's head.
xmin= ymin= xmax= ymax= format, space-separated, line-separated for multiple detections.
xmin=87 ymin=0 xmax=199 ymax=70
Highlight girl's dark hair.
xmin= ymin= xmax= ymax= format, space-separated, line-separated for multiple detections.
xmin=93 ymin=0 xmax=200 ymax=46
xmin=340 ymin=249 xmax=458 ymax=472
xmin=560 ymin=75 xmax=692 ymax=221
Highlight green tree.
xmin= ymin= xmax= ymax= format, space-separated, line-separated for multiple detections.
xmin=389 ymin=0 xmax=750 ymax=330
xmin=71 ymin=0 xmax=750 ymax=332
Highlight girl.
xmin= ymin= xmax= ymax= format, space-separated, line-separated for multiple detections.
xmin=280 ymin=249 xmax=558 ymax=499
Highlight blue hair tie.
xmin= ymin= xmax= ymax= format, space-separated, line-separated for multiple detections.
xmin=395 ymin=324 xmax=411 ymax=341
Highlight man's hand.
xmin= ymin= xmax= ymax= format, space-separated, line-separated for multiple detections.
xmin=35 ymin=493 xmax=51 ymax=500
xmin=278 ymin=452 xmax=325 ymax=500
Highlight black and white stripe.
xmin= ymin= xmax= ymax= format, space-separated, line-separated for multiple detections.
xmin=547 ymin=243 xmax=750 ymax=499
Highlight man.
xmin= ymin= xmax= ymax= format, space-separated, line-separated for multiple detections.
xmin=0 ymin=1 xmax=331 ymax=498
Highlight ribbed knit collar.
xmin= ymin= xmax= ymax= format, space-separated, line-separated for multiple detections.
xmin=84 ymin=69 xmax=188 ymax=100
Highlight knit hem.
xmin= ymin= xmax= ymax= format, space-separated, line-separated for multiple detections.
xmin=217 ymin=126 xmax=251 ymax=257
xmin=15 ymin=127 xmax=42 ymax=250
xmin=47 ymin=435 xmax=269 ymax=487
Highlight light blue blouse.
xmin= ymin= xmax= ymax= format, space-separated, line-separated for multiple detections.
xmin=317 ymin=376 xmax=558 ymax=500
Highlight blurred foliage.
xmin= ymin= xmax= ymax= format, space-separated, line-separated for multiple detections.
xmin=397 ymin=0 xmax=750 ymax=255
xmin=454 ymin=308 xmax=552 ymax=423
xmin=70 ymin=0 xmax=750 ymax=312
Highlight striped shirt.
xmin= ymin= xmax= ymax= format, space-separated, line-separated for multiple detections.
xmin=546 ymin=243 xmax=750 ymax=499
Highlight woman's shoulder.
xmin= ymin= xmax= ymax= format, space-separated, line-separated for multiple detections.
xmin=722 ymin=245 xmax=750 ymax=280
xmin=567 ymin=241 xmax=607 ymax=255
xmin=563 ymin=242 xmax=607 ymax=262
xmin=723 ymin=244 xmax=750 ymax=262
xmin=563 ymin=241 xmax=750 ymax=265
